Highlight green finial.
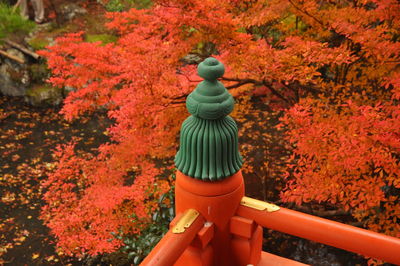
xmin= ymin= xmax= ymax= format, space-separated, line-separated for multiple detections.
xmin=175 ymin=57 xmax=243 ymax=181
xmin=186 ymin=57 xmax=234 ymax=120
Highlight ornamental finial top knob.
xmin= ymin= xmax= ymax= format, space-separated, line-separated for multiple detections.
xmin=186 ymin=57 xmax=234 ymax=120
xmin=197 ymin=57 xmax=225 ymax=81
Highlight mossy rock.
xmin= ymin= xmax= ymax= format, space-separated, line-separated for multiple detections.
xmin=85 ymin=34 xmax=118 ymax=45
xmin=102 ymin=0 xmax=152 ymax=12
xmin=48 ymin=23 xmax=78 ymax=35
xmin=28 ymin=36 xmax=51 ymax=50
xmin=28 ymin=63 xmax=50 ymax=83
xmin=6 ymin=65 xmax=25 ymax=82
xmin=25 ymin=85 xmax=63 ymax=106
xmin=0 ymin=63 xmax=29 ymax=96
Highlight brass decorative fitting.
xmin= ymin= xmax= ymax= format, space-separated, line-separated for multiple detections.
xmin=172 ymin=209 xmax=200 ymax=234
xmin=240 ymin=197 xmax=280 ymax=212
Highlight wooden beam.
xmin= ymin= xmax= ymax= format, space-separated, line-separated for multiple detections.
xmin=5 ymin=40 xmax=40 ymax=60
xmin=0 ymin=49 xmax=25 ymax=64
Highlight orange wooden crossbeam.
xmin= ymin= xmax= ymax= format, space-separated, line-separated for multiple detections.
xmin=237 ymin=204 xmax=400 ymax=265
xmin=140 ymin=210 xmax=205 ymax=266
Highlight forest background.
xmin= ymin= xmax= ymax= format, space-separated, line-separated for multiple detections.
xmin=1 ymin=0 xmax=399 ymax=265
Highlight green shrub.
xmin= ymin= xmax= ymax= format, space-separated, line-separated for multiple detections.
xmin=0 ymin=3 xmax=35 ymax=40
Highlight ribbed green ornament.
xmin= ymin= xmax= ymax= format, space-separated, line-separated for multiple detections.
xmin=175 ymin=57 xmax=243 ymax=181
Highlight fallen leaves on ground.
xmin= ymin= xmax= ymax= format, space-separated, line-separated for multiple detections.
xmin=0 ymin=96 xmax=110 ymax=265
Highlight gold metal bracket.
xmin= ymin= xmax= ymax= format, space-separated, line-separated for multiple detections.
xmin=240 ymin=196 xmax=280 ymax=212
xmin=172 ymin=209 xmax=200 ymax=234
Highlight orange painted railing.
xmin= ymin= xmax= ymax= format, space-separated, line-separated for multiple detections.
xmin=141 ymin=210 xmax=206 ymax=266
xmin=237 ymin=201 xmax=400 ymax=265
xmin=141 ymin=195 xmax=400 ymax=266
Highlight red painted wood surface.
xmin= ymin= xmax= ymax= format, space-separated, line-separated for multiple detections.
xmin=141 ymin=172 xmax=400 ymax=266
xmin=140 ymin=212 xmax=205 ymax=266
xmin=174 ymin=170 xmax=245 ymax=266
xmin=237 ymin=204 xmax=400 ymax=265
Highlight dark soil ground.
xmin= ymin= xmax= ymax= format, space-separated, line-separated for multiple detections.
xmin=0 ymin=95 xmax=110 ymax=265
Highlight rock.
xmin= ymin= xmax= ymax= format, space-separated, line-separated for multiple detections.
xmin=0 ymin=51 xmax=30 ymax=96
xmin=29 ymin=64 xmax=50 ymax=83
xmin=24 ymin=85 xmax=63 ymax=106
xmin=27 ymin=35 xmax=53 ymax=51
xmin=64 ymin=86 xmax=76 ymax=96
xmin=0 ymin=65 xmax=27 ymax=96
xmin=182 ymin=54 xmax=203 ymax=65
xmin=60 ymin=3 xmax=88 ymax=21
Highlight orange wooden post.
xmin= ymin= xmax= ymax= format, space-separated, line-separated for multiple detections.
xmin=173 ymin=57 xmax=258 ymax=265
xmin=230 ymin=216 xmax=263 ymax=265
xmin=175 ymin=171 xmax=245 ymax=265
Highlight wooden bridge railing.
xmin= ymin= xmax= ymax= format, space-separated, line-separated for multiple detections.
xmin=141 ymin=195 xmax=400 ymax=265
xmin=237 ymin=197 xmax=400 ymax=265
xmin=141 ymin=209 xmax=206 ymax=265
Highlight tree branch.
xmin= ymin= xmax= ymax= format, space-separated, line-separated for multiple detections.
xmin=5 ymin=40 xmax=40 ymax=60
xmin=288 ymin=0 xmax=325 ymax=27
xmin=283 ymin=202 xmax=350 ymax=218
xmin=294 ymin=205 xmax=349 ymax=217
xmin=221 ymin=77 xmax=263 ymax=89
xmin=262 ymin=81 xmax=291 ymax=103
xmin=167 ymin=76 xmax=296 ymax=106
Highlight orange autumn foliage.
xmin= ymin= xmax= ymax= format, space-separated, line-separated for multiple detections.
xmin=281 ymin=99 xmax=400 ymax=237
xmin=41 ymin=144 xmax=169 ymax=255
xmin=40 ymin=0 xmax=400 ymax=256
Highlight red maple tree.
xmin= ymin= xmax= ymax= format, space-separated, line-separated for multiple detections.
xmin=40 ymin=0 xmax=400 ymax=255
